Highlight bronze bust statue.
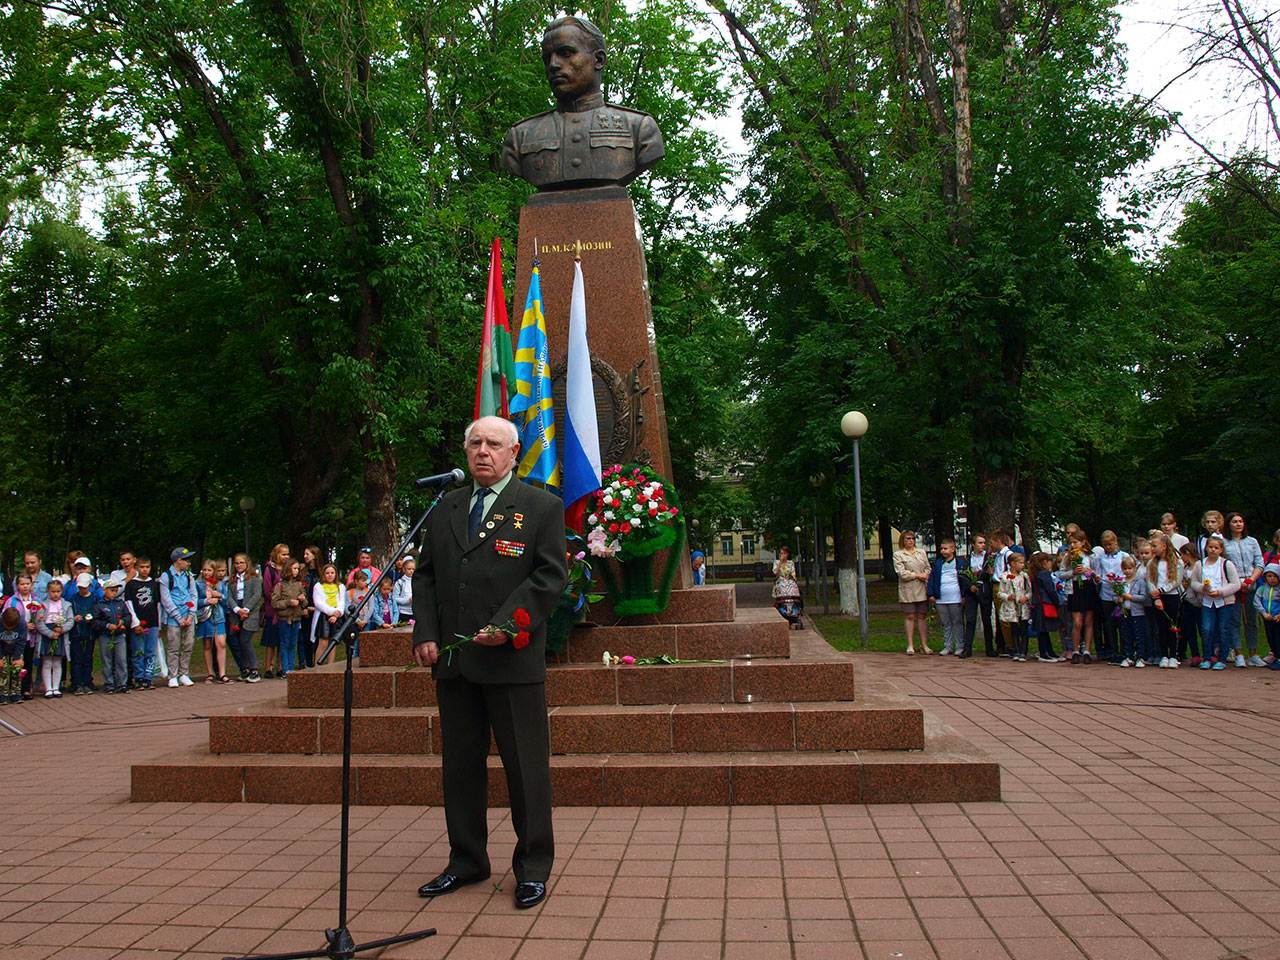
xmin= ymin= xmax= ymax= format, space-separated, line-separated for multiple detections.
xmin=502 ymin=16 xmax=665 ymax=190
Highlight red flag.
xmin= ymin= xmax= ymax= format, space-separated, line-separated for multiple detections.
xmin=474 ymin=238 xmax=515 ymax=419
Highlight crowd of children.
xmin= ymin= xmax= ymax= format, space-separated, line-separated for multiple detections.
xmin=0 ymin=543 xmax=416 ymax=703
xmin=918 ymin=510 xmax=1280 ymax=669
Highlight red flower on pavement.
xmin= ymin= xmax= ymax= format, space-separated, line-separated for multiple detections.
xmin=513 ymin=608 xmax=531 ymax=629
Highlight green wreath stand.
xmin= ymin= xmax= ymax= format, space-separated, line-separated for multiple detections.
xmin=545 ymin=598 xmax=585 ymax=655
xmin=599 ymin=517 xmax=686 ymax=617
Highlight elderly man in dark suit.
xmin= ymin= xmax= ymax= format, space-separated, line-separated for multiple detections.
xmin=412 ymin=416 xmax=567 ymax=910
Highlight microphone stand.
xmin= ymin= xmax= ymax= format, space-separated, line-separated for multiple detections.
xmin=225 ymin=481 xmax=456 ymax=960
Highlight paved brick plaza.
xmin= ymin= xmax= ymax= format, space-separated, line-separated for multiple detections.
xmin=1 ymin=653 xmax=1278 ymax=960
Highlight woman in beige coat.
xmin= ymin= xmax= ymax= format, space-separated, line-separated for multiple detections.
xmin=893 ymin=530 xmax=932 ymax=655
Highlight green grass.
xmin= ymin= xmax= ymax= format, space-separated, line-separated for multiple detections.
xmin=810 ymin=612 xmax=911 ymax=653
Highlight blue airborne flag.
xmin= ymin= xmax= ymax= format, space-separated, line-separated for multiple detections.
xmin=509 ymin=263 xmax=560 ymax=489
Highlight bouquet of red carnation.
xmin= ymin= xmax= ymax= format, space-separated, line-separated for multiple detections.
xmin=440 ymin=607 xmax=534 ymax=665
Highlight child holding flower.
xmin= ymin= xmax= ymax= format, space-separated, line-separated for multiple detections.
xmin=1178 ymin=543 xmax=1204 ymax=666
xmin=68 ymin=573 xmax=97 ymax=694
xmin=1192 ymin=534 xmax=1241 ymax=670
xmin=1117 ymin=555 xmax=1151 ymax=667
xmin=4 ymin=573 xmax=42 ymax=699
xmin=35 ymin=579 xmax=70 ymax=698
xmin=996 ymin=553 xmax=1032 ymax=662
xmin=1060 ymin=530 xmax=1096 ymax=663
xmin=1148 ymin=534 xmax=1183 ymax=668
xmin=125 ymin=557 xmax=163 ymax=688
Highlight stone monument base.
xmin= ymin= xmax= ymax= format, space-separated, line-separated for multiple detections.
xmin=130 ymin=616 xmax=1000 ymax=806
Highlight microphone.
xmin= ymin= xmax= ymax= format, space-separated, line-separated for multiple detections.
xmin=413 ymin=468 xmax=466 ymax=489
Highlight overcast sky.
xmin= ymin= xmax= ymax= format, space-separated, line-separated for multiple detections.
xmin=701 ymin=0 xmax=1261 ymax=242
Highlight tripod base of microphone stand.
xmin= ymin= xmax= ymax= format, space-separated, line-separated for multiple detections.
xmin=221 ymin=924 xmax=436 ymax=960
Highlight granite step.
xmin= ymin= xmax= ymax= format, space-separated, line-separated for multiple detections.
xmin=356 ymin=612 xmax=789 ymax=668
xmin=592 ymin=585 xmax=735 ymax=624
xmin=131 ymin=734 xmax=999 ymax=806
xmin=285 ymin=655 xmax=855 ymax=710
xmin=207 ymin=694 xmax=924 ymax=757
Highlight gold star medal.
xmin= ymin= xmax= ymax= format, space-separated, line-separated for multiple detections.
xmin=513 ymin=512 xmax=524 ymax=530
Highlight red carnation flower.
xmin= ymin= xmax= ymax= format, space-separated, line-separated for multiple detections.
xmin=513 ymin=608 xmax=531 ymax=629
xmin=513 ymin=630 xmax=530 ymax=650
xmin=621 ymin=522 xmax=632 ymax=534
xmin=609 ymin=523 xmax=619 ymax=533
xmin=185 ymin=601 xmax=195 ymax=609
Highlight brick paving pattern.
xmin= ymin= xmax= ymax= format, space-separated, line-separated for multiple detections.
xmin=1 ymin=654 xmax=1278 ymax=960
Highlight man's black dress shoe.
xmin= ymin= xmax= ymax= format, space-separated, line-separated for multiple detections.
xmin=514 ymin=881 xmax=546 ymax=909
xmin=417 ymin=872 xmax=487 ymax=898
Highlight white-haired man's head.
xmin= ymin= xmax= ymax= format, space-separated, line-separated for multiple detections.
xmin=464 ymin=416 xmax=519 ymax=448
xmin=464 ymin=416 xmax=520 ymax=486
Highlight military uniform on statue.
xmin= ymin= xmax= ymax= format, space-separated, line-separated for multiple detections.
xmin=411 ymin=417 xmax=567 ymax=910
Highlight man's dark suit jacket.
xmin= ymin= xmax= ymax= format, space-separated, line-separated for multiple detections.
xmin=412 ymin=477 xmax=567 ymax=682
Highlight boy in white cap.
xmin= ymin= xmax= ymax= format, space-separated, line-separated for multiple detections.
xmin=93 ymin=576 xmax=130 ymax=694
xmin=69 ymin=573 xmax=97 ymax=694
xmin=71 ymin=556 xmax=103 ymax=602
xmin=160 ymin=547 xmax=200 ymax=687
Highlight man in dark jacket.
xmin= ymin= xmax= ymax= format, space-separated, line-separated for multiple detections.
xmin=412 ymin=416 xmax=568 ymax=910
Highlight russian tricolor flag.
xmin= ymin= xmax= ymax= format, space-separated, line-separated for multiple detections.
xmin=562 ymin=258 xmax=602 ymax=531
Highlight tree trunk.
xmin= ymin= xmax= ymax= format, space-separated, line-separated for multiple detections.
xmin=977 ymin=462 xmax=1018 ymax=537
xmin=879 ymin=515 xmax=896 ymax=582
xmin=362 ymin=440 xmax=399 ymax=564
xmin=1017 ymin=472 xmax=1038 ymax=552
xmin=835 ymin=499 xmax=858 ymax=615
xmin=946 ymin=0 xmax=973 ymax=245
xmin=931 ymin=479 xmax=955 ymax=545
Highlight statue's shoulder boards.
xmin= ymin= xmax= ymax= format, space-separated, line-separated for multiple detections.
xmin=515 ymin=109 xmax=557 ymax=128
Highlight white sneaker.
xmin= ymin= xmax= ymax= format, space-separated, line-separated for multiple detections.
xmin=1135 ymin=659 xmax=1146 ymax=668
xmin=179 ymin=675 xmax=194 ymax=686
xmin=44 ymin=690 xmax=55 ymax=699
xmin=940 ymin=648 xmax=952 ymax=656
xmin=1037 ymin=655 xmax=1056 ymax=662
xmin=167 ymin=677 xmax=180 ymax=688
xmin=1120 ymin=658 xmax=1133 ymax=668
xmin=1248 ymin=655 xmax=1267 ymax=667
xmin=1158 ymin=657 xmax=1169 ymax=668
xmin=1168 ymin=658 xmax=1179 ymax=668
xmin=1235 ymin=654 xmax=1247 ymax=668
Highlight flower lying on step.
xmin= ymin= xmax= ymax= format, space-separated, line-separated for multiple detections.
xmin=601 ymin=652 xmax=722 ymax=667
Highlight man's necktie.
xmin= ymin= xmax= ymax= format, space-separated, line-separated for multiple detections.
xmin=468 ymin=487 xmax=492 ymax=542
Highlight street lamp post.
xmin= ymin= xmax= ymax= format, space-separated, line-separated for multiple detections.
xmin=239 ymin=496 xmax=256 ymax=556
xmin=841 ymin=410 xmax=870 ymax=648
